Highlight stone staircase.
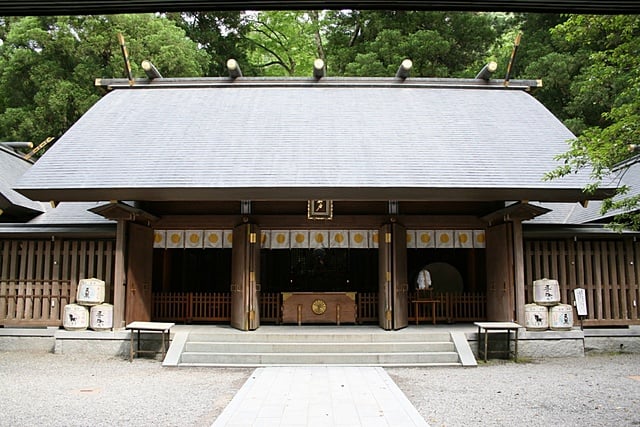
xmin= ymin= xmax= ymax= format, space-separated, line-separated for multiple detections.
xmin=163 ymin=326 xmax=477 ymax=367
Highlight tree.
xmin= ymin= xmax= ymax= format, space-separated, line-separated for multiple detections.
xmin=242 ymin=11 xmax=321 ymax=76
xmin=323 ymin=11 xmax=498 ymax=77
xmin=168 ymin=11 xmax=251 ymax=77
xmin=541 ymin=15 xmax=640 ymax=230
xmin=0 ymin=14 xmax=209 ymax=149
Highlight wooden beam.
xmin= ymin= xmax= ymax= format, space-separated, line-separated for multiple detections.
xmin=475 ymin=61 xmax=497 ymax=81
xmin=227 ymin=59 xmax=242 ymax=79
xmin=512 ymin=219 xmax=526 ymax=324
xmin=141 ymin=60 xmax=163 ymax=79
xmin=94 ymin=76 xmax=543 ymax=91
xmin=153 ymin=213 xmax=486 ymax=229
xmin=89 ymin=201 xmax=158 ymax=224
xmin=395 ymin=59 xmax=413 ymax=79
xmin=313 ymin=58 xmax=325 ymax=79
xmin=2 ymin=1 xmax=639 ymax=16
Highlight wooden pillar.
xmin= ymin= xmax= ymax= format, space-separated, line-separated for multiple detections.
xmin=112 ymin=220 xmax=127 ymax=329
xmin=512 ymin=219 xmax=526 ymax=324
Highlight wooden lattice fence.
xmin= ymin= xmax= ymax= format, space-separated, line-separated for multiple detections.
xmin=525 ymin=239 xmax=640 ymax=326
xmin=0 ymin=239 xmax=115 ymax=326
xmin=152 ymin=290 xmax=486 ymax=324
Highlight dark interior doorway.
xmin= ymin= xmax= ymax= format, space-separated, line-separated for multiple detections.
xmin=407 ymin=248 xmax=486 ymax=293
xmin=261 ymin=248 xmax=378 ymax=293
xmin=152 ymin=248 xmax=232 ymax=293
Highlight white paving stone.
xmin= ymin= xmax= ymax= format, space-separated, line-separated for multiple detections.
xmin=212 ymin=366 xmax=429 ymax=426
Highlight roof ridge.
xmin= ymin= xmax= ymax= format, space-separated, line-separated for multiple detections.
xmin=96 ymin=76 xmax=542 ymax=91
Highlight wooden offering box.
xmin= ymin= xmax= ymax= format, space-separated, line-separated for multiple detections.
xmin=281 ymin=292 xmax=357 ymax=325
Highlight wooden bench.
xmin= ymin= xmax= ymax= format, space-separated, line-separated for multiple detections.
xmin=126 ymin=321 xmax=174 ymax=362
xmin=474 ymin=321 xmax=522 ymax=362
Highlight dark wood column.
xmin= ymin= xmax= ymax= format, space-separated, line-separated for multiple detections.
xmin=231 ymin=222 xmax=261 ymax=331
xmin=125 ymin=223 xmax=154 ymax=323
xmin=88 ymin=202 xmax=158 ymax=326
xmin=378 ymin=222 xmax=409 ymax=330
xmin=485 ymin=223 xmax=515 ymax=321
xmin=483 ymin=202 xmax=550 ymax=323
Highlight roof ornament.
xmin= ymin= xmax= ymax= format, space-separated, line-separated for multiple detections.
xmin=504 ymin=33 xmax=522 ymax=87
xmin=0 ymin=141 xmax=33 ymax=151
xmin=23 ymin=137 xmax=54 ymax=160
xmin=141 ymin=60 xmax=162 ymax=79
xmin=117 ymin=33 xmax=134 ymax=86
xmin=313 ymin=58 xmax=325 ymax=79
xmin=226 ymin=59 xmax=242 ymax=79
xmin=475 ymin=61 xmax=498 ymax=81
xmin=395 ymin=59 xmax=412 ymax=80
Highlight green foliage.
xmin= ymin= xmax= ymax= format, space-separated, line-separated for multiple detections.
xmin=2 ymin=10 xmax=638 ymax=234
xmin=324 ymin=11 xmax=498 ymax=77
xmin=168 ymin=11 xmax=251 ymax=77
xmin=0 ymin=14 xmax=208 ymax=151
xmin=536 ymin=15 xmax=640 ymax=229
xmin=242 ymin=11 xmax=321 ymax=76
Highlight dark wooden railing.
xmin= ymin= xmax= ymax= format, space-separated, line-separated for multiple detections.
xmin=152 ymin=291 xmax=486 ymax=324
xmin=0 ymin=279 xmax=73 ymax=326
xmin=152 ymin=292 xmax=280 ymax=323
xmin=356 ymin=292 xmax=378 ymax=323
xmin=405 ymin=291 xmax=486 ymax=324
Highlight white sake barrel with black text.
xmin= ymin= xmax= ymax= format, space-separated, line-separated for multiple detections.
xmin=63 ymin=304 xmax=89 ymax=331
xmin=550 ymin=304 xmax=574 ymax=330
xmin=524 ymin=303 xmax=549 ymax=330
xmin=76 ymin=278 xmax=105 ymax=306
xmin=533 ymin=278 xmax=560 ymax=306
xmin=90 ymin=303 xmax=113 ymax=331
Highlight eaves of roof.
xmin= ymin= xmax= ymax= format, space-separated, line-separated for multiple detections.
xmin=0 ymin=146 xmax=44 ymax=217
xmin=523 ymin=223 xmax=640 ymax=239
xmin=0 ymin=224 xmax=116 ymax=238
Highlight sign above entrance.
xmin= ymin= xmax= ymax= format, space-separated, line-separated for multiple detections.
xmin=308 ymin=200 xmax=333 ymax=220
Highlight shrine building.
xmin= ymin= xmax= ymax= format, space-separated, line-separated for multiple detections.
xmin=12 ymin=62 xmax=615 ymax=331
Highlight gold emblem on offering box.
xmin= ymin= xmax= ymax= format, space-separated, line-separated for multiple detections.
xmin=311 ymin=299 xmax=327 ymax=315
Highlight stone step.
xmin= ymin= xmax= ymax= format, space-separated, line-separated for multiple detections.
xmin=179 ymin=351 xmax=461 ymax=366
xmin=184 ymin=340 xmax=455 ymax=353
xmin=187 ymin=331 xmax=453 ymax=343
xmin=167 ymin=328 xmax=477 ymax=368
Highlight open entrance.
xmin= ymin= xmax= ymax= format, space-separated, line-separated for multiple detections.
xmin=262 ymin=248 xmax=379 ymax=324
xmin=407 ymin=248 xmax=487 ymax=322
xmin=261 ymin=248 xmax=378 ymax=293
xmin=150 ymin=246 xmax=380 ymax=324
xmin=149 ymin=232 xmax=487 ymax=325
xmin=151 ymin=248 xmax=232 ymax=322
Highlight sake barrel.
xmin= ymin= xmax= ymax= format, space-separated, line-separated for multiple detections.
xmin=550 ymin=304 xmax=574 ymax=330
xmin=90 ymin=303 xmax=113 ymax=331
xmin=63 ymin=304 xmax=89 ymax=331
xmin=524 ymin=303 xmax=549 ymax=331
xmin=533 ymin=278 xmax=560 ymax=306
xmin=76 ymin=278 xmax=105 ymax=306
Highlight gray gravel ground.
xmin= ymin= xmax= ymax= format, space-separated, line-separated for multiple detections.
xmin=1 ymin=351 xmax=639 ymax=427
xmin=389 ymin=353 xmax=640 ymax=427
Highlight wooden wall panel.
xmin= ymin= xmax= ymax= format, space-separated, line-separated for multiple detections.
xmin=0 ymin=238 xmax=115 ymax=326
xmin=524 ymin=238 xmax=640 ymax=326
